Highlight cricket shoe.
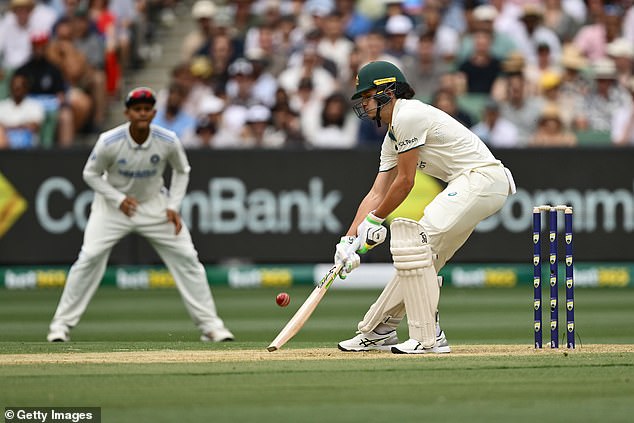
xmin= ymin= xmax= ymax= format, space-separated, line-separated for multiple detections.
xmin=338 ymin=329 xmax=399 ymax=352
xmin=47 ymin=329 xmax=70 ymax=342
xmin=390 ymin=331 xmax=451 ymax=354
xmin=200 ymin=327 xmax=235 ymax=342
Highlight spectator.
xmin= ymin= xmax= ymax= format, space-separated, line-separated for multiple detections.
xmin=529 ymin=104 xmax=577 ymax=147
xmin=542 ymin=0 xmax=581 ymax=42
xmin=109 ymin=0 xmax=140 ymax=70
xmin=317 ymin=10 xmax=355 ymax=81
xmin=580 ymin=58 xmax=632 ymax=132
xmin=573 ymin=4 xmax=624 ymax=61
xmin=456 ymin=28 xmax=502 ymax=95
xmin=383 ymin=14 xmax=416 ymax=64
xmin=539 ymin=71 xmax=580 ymax=130
xmin=46 ymin=17 xmax=94 ymax=134
xmin=337 ymin=0 xmax=373 ymax=40
xmin=416 ymin=3 xmax=460 ymax=63
xmin=181 ymin=0 xmax=215 ymax=62
xmin=88 ymin=0 xmax=121 ymax=96
xmin=405 ymin=31 xmax=453 ymax=101
xmin=559 ymin=46 xmax=591 ymax=110
xmin=225 ymin=57 xmax=259 ymax=108
xmin=239 ymin=104 xmax=285 ymax=148
xmin=0 ymin=73 xmax=45 ymax=149
xmin=612 ymin=77 xmax=634 ymax=146
xmin=432 ymin=87 xmax=473 ymax=128
xmin=14 ymin=31 xmax=75 ymax=147
xmin=72 ymin=9 xmax=107 ymax=131
xmin=278 ymin=45 xmax=337 ymax=102
xmin=456 ymin=4 xmax=516 ymax=64
xmin=270 ymin=100 xmax=304 ymax=148
xmin=190 ymin=116 xmax=217 ymax=149
xmin=0 ymin=0 xmax=37 ymax=97
xmin=357 ymin=29 xmax=402 ymax=69
xmin=471 ymin=99 xmax=520 ymax=148
xmin=372 ymin=0 xmax=413 ymax=34
xmin=302 ymin=92 xmax=359 ymax=148
xmin=153 ymin=81 xmax=197 ymax=145
xmin=524 ymin=43 xmax=561 ymax=97
xmin=499 ymin=72 xmax=544 ymax=146
xmin=606 ymin=38 xmax=634 ymax=90
xmin=517 ymin=4 xmax=562 ymax=66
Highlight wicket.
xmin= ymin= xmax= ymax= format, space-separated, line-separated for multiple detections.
xmin=533 ymin=205 xmax=575 ymax=349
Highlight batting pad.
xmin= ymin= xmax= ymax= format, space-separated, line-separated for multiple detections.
xmin=390 ymin=218 xmax=439 ymax=348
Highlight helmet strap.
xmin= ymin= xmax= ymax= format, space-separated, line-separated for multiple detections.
xmin=374 ymin=104 xmax=382 ymax=127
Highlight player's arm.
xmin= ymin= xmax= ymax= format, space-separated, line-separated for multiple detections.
xmin=344 ymin=168 xmax=396 ymax=236
xmin=373 ymin=147 xmax=419 ymax=219
xmin=82 ymin=140 xmax=127 ymax=208
xmin=166 ymin=140 xmax=191 ymax=212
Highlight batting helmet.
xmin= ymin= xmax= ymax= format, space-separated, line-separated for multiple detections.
xmin=351 ymin=61 xmax=408 ymax=100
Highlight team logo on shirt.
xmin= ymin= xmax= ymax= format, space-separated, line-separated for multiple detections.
xmin=150 ymin=154 xmax=160 ymax=164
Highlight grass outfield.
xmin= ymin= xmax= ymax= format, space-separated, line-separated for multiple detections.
xmin=1 ymin=286 xmax=633 ymax=422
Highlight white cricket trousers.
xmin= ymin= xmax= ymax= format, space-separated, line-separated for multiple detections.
xmin=357 ymin=164 xmax=514 ymax=332
xmin=49 ymin=191 xmax=226 ymax=335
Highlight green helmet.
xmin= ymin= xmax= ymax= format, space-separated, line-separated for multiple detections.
xmin=351 ymin=61 xmax=408 ymax=100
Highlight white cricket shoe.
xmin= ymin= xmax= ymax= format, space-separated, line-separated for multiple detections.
xmin=200 ymin=327 xmax=235 ymax=342
xmin=338 ymin=329 xmax=399 ymax=352
xmin=47 ymin=329 xmax=70 ymax=342
xmin=391 ymin=331 xmax=451 ymax=354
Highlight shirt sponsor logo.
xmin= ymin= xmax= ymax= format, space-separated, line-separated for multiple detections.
xmin=117 ymin=169 xmax=158 ymax=178
xmin=395 ymin=137 xmax=418 ymax=150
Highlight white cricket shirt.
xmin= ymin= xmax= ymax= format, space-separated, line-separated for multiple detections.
xmin=379 ymin=99 xmax=501 ymax=182
xmin=83 ymin=123 xmax=191 ymax=210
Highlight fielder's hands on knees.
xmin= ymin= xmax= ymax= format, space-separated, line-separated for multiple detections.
xmin=356 ymin=211 xmax=387 ymax=254
xmin=119 ymin=196 xmax=139 ymax=217
xmin=334 ymin=236 xmax=360 ymax=279
xmin=167 ymin=209 xmax=182 ymax=235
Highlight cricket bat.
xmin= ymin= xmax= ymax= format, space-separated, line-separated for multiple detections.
xmin=266 ymin=262 xmax=344 ymax=352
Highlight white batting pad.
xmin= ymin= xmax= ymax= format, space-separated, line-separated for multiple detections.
xmin=390 ymin=218 xmax=439 ymax=348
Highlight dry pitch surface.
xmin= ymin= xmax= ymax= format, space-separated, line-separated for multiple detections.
xmin=2 ymin=344 xmax=633 ymax=365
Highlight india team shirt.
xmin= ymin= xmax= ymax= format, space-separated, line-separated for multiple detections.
xmin=83 ymin=123 xmax=190 ymax=210
xmin=379 ymin=99 xmax=501 ymax=182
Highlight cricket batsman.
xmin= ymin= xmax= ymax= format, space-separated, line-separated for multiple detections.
xmin=47 ymin=87 xmax=234 ymax=342
xmin=335 ymin=61 xmax=516 ymax=354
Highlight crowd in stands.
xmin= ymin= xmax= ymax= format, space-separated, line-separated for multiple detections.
xmin=1 ymin=0 xmax=634 ymax=150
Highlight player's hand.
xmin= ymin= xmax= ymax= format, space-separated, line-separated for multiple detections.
xmin=334 ymin=236 xmax=360 ymax=279
xmin=167 ymin=209 xmax=182 ymax=235
xmin=356 ymin=211 xmax=387 ymax=254
xmin=119 ymin=196 xmax=139 ymax=217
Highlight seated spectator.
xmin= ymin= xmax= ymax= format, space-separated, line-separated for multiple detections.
xmin=239 ymin=104 xmax=285 ymax=148
xmin=190 ymin=116 xmax=217 ymax=148
xmin=317 ymin=10 xmax=355 ymax=82
xmin=270 ymin=101 xmax=304 ymax=148
xmin=416 ymin=3 xmax=460 ymax=63
xmin=405 ymin=31 xmax=453 ymax=101
xmin=181 ymin=0 xmax=215 ymax=62
xmin=606 ymin=38 xmax=634 ymax=90
xmin=456 ymin=28 xmax=502 ymax=95
xmin=471 ymin=99 xmax=520 ymax=148
xmin=0 ymin=0 xmax=37 ymax=98
xmin=72 ymin=9 xmax=107 ymax=131
xmin=542 ymin=0 xmax=581 ymax=43
xmin=529 ymin=104 xmax=577 ymax=147
xmin=46 ymin=16 xmax=95 ymax=134
xmin=302 ymin=92 xmax=359 ymax=149
xmin=517 ymin=4 xmax=561 ymax=65
xmin=573 ymin=4 xmax=624 ymax=62
xmin=456 ymin=4 xmax=516 ymax=64
xmin=14 ymin=31 xmax=75 ymax=147
xmin=500 ymin=72 xmax=544 ymax=146
xmin=579 ymin=58 xmax=632 ymax=132
xmin=524 ymin=43 xmax=561 ymax=97
xmin=432 ymin=88 xmax=473 ymax=128
xmin=0 ymin=73 xmax=45 ymax=149
xmin=88 ymin=0 xmax=120 ymax=96
xmin=153 ymin=82 xmax=197 ymax=145
xmin=279 ymin=45 xmax=337 ymax=102
xmin=559 ymin=46 xmax=590 ymax=110
xmin=612 ymin=77 xmax=634 ymax=146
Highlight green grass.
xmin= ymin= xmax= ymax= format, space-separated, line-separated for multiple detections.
xmin=1 ymin=287 xmax=634 ymax=422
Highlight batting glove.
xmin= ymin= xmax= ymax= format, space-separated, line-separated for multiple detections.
xmin=356 ymin=211 xmax=387 ymax=254
xmin=335 ymin=236 xmax=361 ymax=279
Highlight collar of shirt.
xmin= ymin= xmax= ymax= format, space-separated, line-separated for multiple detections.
xmin=125 ymin=122 xmax=154 ymax=150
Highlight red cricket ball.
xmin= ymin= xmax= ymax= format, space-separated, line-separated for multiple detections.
xmin=276 ymin=292 xmax=290 ymax=307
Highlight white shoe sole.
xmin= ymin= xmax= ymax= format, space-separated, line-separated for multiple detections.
xmin=338 ymin=343 xmax=395 ymax=352
xmin=391 ymin=344 xmax=451 ymax=354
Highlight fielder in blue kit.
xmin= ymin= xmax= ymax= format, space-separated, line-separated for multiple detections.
xmin=47 ymin=87 xmax=233 ymax=342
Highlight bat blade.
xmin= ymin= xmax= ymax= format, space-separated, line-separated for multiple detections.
xmin=267 ymin=263 xmax=342 ymax=352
